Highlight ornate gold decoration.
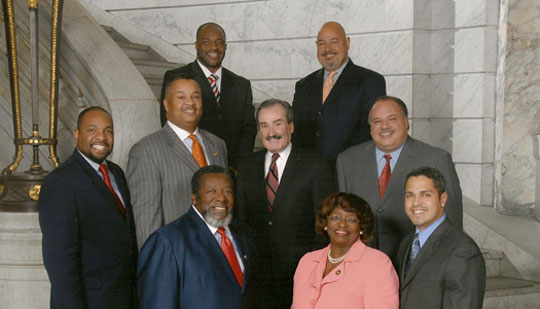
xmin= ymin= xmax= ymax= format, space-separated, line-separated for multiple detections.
xmin=0 ymin=184 xmax=4 ymax=197
xmin=28 ymin=184 xmax=41 ymax=201
xmin=26 ymin=0 xmax=38 ymax=9
xmin=48 ymin=0 xmax=62 ymax=168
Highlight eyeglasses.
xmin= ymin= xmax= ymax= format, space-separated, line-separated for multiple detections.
xmin=328 ymin=214 xmax=360 ymax=225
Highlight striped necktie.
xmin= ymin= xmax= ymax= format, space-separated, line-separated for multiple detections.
xmin=208 ymin=73 xmax=221 ymax=106
xmin=265 ymin=153 xmax=280 ymax=210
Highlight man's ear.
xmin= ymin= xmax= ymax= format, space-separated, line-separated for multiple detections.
xmin=73 ymin=128 xmax=79 ymax=142
xmin=191 ymin=193 xmax=198 ymax=206
xmin=440 ymin=192 xmax=448 ymax=208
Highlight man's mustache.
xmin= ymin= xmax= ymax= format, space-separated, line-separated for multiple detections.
xmin=265 ymin=134 xmax=283 ymax=141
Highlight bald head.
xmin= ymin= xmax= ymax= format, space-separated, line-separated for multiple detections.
xmin=316 ymin=22 xmax=350 ymax=71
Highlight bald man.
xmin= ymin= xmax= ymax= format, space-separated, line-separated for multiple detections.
xmin=291 ymin=21 xmax=386 ymax=161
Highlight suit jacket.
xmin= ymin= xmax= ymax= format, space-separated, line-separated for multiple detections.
xmin=291 ymin=59 xmax=386 ymax=161
xmin=235 ymin=145 xmax=335 ymax=308
xmin=396 ymin=219 xmax=486 ymax=309
xmin=38 ymin=149 xmax=138 ymax=309
xmin=336 ymin=137 xmax=463 ymax=264
xmin=126 ymin=124 xmax=227 ymax=248
xmin=292 ymin=240 xmax=399 ymax=309
xmin=159 ymin=61 xmax=256 ymax=168
xmin=137 ymin=207 xmax=256 ymax=309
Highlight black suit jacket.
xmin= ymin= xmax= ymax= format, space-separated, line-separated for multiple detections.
xmin=159 ymin=61 xmax=256 ymax=168
xmin=235 ymin=145 xmax=335 ymax=307
xmin=291 ymin=59 xmax=386 ymax=161
xmin=38 ymin=149 xmax=138 ymax=309
xmin=396 ymin=219 xmax=486 ymax=309
xmin=138 ymin=207 xmax=257 ymax=308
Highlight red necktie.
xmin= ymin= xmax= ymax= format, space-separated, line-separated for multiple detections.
xmin=208 ymin=74 xmax=221 ymax=106
xmin=265 ymin=153 xmax=280 ymax=209
xmin=189 ymin=134 xmax=208 ymax=168
xmin=217 ymin=227 xmax=243 ymax=287
xmin=378 ymin=154 xmax=392 ymax=199
xmin=98 ymin=164 xmax=126 ymax=217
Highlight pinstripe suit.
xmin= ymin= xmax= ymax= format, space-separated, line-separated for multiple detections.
xmin=127 ymin=124 xmax=227 ymax=248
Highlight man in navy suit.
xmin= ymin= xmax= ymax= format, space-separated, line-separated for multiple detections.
xmin=39 ymin=106 xmax=138 ymax=308
xmin=292 ymin=21 xmax=386 ymax=161
xmin=159 ymin=22 xmax=256 ymax=169
xmin=138 ymin=165 xmax=256 ymax=308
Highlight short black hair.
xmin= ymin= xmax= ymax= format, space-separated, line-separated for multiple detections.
xmin=405 ymin=166 xmax=446 ymax=196
xmin=369 ymin=95 xmax=409 ymax=122
xmin=191 ymin=165 xmax=234 ymax=196
xmin=196 ymin=22 xmax=226 ymax=41
xmin=163 ymin=73 xmax=199 ymax=97
xmin=76 ymin=106 xmax=111 ymax=129
xmin=255 ymin=99 xmax=294 ymax=125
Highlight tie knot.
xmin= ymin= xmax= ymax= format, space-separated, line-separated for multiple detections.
xmin=384 ymin=154 xmax=392 ymax=162
xmin=271 ymin=153 xmax=280 ymax=162
xmin=327 ymin=71 xmax=336 ymax=80
xmin=209 ymin=74 xmax=218 ymax=82
xmin=217 ymin=227 xmax=226 ymax=236
xmin=99 ymin=164 xmax=108 ymax=175
xmin=189 ymin=134 xmax=197 ymax=142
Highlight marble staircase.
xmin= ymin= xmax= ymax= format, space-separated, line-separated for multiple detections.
xmin=102 ymin=25 xmax=181 ymax=100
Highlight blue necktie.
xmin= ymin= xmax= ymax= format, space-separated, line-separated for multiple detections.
xmin=405 ymin=233 xmax=420 ymax=276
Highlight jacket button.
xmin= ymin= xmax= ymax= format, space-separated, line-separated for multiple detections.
xmin=335 ymin=270 xmax=341 ymax=275
xmin=377 ymin=208 xmax=383 ymax=213
xmin=311 ymin=300 xmax=316 ymax=305
xmin=268 ymin=221 xmax=273 ymax=226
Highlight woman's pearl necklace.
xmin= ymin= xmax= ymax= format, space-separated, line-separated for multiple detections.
xmin=327 ymin=249 xmax=347 ymax=264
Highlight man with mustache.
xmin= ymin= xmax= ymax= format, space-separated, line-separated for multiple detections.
xmin=336 ymin=96 xmax=463 ymax=266
xmin=291 ymin=21 xmax=386 ymax=161
xmin=235 ymin=99 xmax=335 ymax=308
xmin=159 ymin=22 xmax=256 ymax=169
xmin=138 ymin=165 xmax=257 ymax=308
xmin=39 ymin=107 xmax=139 ymax=308
xmin=127 ymin=74 xmax=227 ymax=248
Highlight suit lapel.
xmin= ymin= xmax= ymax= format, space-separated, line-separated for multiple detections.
xmin=272 ymin=146 xmax=298 ymax=208
xmin=73 ymin=150 xmax=126 ymax=218
xmin=363 ymin=143 xmax=381 ymax=203
xmin=162 ymin=125 xmax=200 ymax=170
xmin=219 ymin=69 xmax=234 ymax=109
xmin=381 ymin=137 xmax=414 ymax=204
xmin=400 ymin=220 xmax=451 ymax=289
xmin=229 ymin=223 xmax=250 ymax=291
xmin=324 ymin=60 xmax=354 ymax=105
xmin=199 ymin=130 xmax=224 ymax=165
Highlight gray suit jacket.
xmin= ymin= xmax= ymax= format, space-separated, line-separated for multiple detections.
xmin=127 ymin=124 xmax=227 ymax=248
xmin=396 ymin=219 xmax=486 ymax=309
xmin=336 ymin=136 xmax=463 ymax=264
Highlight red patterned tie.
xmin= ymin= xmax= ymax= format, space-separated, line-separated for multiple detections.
xmin=208 ymin=74 xmax=221 ymax=106
xmin=98 ymin=164 xmax=126 ymax=217
xmin=378 ymin=154 xmax=392 ymax=199
xmin=217 ymin=227 xmax=243 ymax=287
xmin=265 ymin=153 xmax=280 ymax=209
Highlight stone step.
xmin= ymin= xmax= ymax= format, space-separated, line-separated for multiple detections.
xmin=102 ymin=25 xmax=130 ymax=43
xmin=484 ymin=277 xmax=540 ymax=308
xmin=132 ymin=59 xmax=178 ymax=79
xmin=483 ymin=249 xmax=504 ymax=278
xmin=116 ymin=41 xmax=153 ymax=60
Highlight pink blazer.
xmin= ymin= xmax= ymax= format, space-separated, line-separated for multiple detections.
xmin=292 ymin=239 xmax=399 ymax=309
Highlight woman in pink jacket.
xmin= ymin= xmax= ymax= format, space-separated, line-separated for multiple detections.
xmin=292 ymin=192 xmax=399 ymax=309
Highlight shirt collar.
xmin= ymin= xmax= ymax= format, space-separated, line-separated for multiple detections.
xmin=375 ymin=141 xmax=406 ymax=163
xmin=324 ymin=57 xmax=349 ymax=81
xmin=197 ymin=59 xmax=223 ymax=79
xmin=265 ymin=142 xmax=292 ymax=162
xmin=77 ymin=149 xmax=106 ymax=172
xmin=416 ymin=214 xmax=447 ymax=248
xmin=167 ymin=121 xmax=200 ymax=141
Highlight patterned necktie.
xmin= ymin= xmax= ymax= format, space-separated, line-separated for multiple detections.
xmin=265 ymin=153 xmax=280 ymax=209
xmin=208 ymin=73 xmax=221 ymax=106
xmin=378 ymin=154 xmax=392 ymax=199
xmin=217 ymin=227 xmax=243 ymax=287
xmin=322 ymin=71 xmax=336 ymax=103
xmin=405 ymin=233 xmax=421 ymax=277
xmin=98 ymin=164 xmax=126 ymax=217
xmin=189 ymin=134 xmax=208 ymax=168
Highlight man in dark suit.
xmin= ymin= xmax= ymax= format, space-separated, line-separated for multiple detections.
xmin=397 ymin=167 xmax=485 ymax=308
xmin=39 ymin=106 xmax=138 ymax=308
xmin=138 ymin=165 xmax=256 ymax=308
xmin=128 ymin=74 xmax=227 ymax=248
xmin=337 ymin=96 xmax=462 ymax=264
xmin=292 ymin=21 xmax=386 ymax=161
xmin=159 ymin=22 xmax=256 ymax=169
xmin=235 ymin=99 xmax=335 ymax=308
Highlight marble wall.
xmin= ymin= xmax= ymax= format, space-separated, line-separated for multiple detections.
xmin=495 ymin=0 xmax=540 ymax=216
xmin=84 ymin=0 xmax=512 ymax=207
